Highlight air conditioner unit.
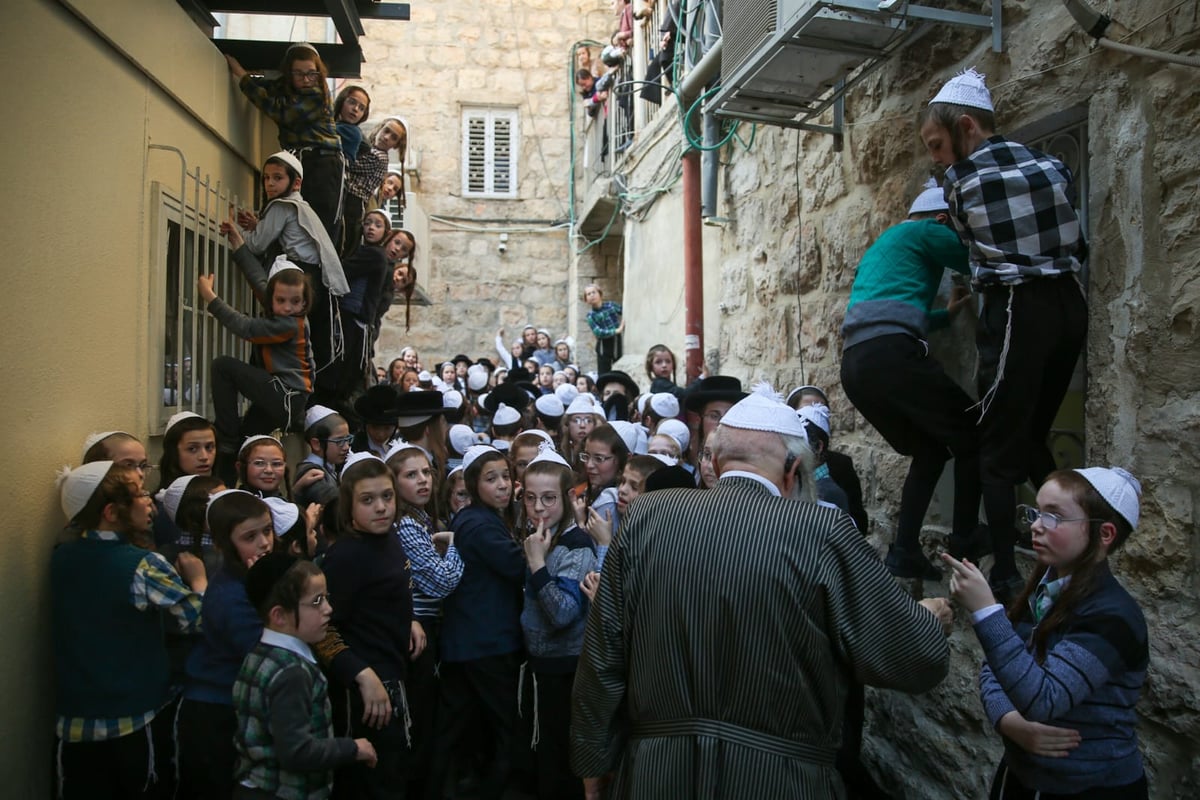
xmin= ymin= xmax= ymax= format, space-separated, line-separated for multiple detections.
xmin=714 ymin=0 xmax=906 ymax=123
xmin=711 ymin=0 xmax=1002 ymax=128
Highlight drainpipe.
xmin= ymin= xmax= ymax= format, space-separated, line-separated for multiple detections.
xmin=700 ymin=0 xmax=723 ymax=220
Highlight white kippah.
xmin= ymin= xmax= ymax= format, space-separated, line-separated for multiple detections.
xmin=58 ymin=460 xmax=115 ymax=521
xmin=382 ymin=438 xmax=416 ymax=463
xmin=462 ymin=444 xmax=499 ymax=472
xmin=239 ymin=434 xmax=282 ymax=456
xmin=467 ymin=368 xmax=489 ymax=392
xmin=797 ymin=403 xmax=832 ymax=437
xmin=1074 ymin=466 xmax=1142 ymax=529
xmin=534 ymin=394 xmax=565 ymax=418
xmin=449 ymin=424 xmax=481 ymax=456
xmin=81 ymin=431 xmax=132 ymax=462
xmin=305 ymin=405 xmax=338 ymax=431
xmin=528 ymin=442 xmax=571 ymax=469
xmin=343 ymin=451 xmax=385 ymax=473
xmin=205 ymin=488 xmax=258 ymax=529
xmin=610 ymin=421 xmax=647 ymax=455
xmin=523 ymin=429 xmax=555 ymax=446
xmin=262 ymin=496 xmax=301 ymax=537
xmin=649 ymin=452 xmax=679 ymax=467
xmin=493 ymin=403 xmax=521 ymax=427
xmin=656 ymin=418 xmax=690 ymax=453
xmin=566 ymin=394 xmax=601 ymax=417
xmin=442 ymin=390 xmax=464 ymax=410
xmin=267 ymin=150 xmax=305 ymax=179
xmin=721 ymin=382 xmax=809 ymax=438
xmin=554 ymin=384 xmax=579 ymax=406
xmin=418 ymin=370 xmax=432 ymax=382
xmin=165 ymin=411 xmax=204 ymax=435
xmin=908 ymin=176 xmax=949 ymax=215
xmin=928 ymin=67 xmax=994 ymax=112
xmin=268 ymin=254 xmax=304 ymax=282
xmin=156 ymin=475 xmax=199 ymax=523
xmin=649 ymin=392 xmax=681 ymax=419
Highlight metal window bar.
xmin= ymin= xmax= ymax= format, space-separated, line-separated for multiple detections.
xmin=634 ymin=0 xmax=672 ymax=131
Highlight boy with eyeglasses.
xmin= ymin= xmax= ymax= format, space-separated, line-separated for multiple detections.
xmin=233 ymin=553 xmax=376 ymax=799
xmin=294 ymin=406 xmax=352 ymax=508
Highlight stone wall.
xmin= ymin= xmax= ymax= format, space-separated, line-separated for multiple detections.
xmin=356 ymin=0 xmax=594 ymax=368
xmin=614 ymin=1 xmax=1200 ymax=796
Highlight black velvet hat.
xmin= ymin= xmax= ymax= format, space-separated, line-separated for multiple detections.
xmin=683 ymin=375 xmax=747 ymax=413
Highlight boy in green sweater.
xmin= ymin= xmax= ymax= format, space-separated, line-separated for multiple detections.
xmin=840 ymin=180 xmax=982 ymax=580
xmin=233 ymin=554 xmax=375 ymax=799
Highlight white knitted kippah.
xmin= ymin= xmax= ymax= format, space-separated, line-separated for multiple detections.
xmin=566 ymin=394 xmax=601 ymax=417
xmin=656 ymin=419 xmax=690 ymax=453
xmin=528 ymin=442 xmax=571 ymax=469
xmin=59 ymin=460 xmax=115 ymax=521
xmin=442 ymin=390 xmax=464 ymax=410
xmin=267 ymin=150 xmax=305 ymax=179
xmin=342 ymin=451 xmax=385 ymax=474
xmin=649 ymin=392 xmax=681 ymax=419
xmin=462 ymin=444 xmax=499 ymax=472
xmin=449 ymin=424 xmax=481 ymax=456
xmin=205 ymin=488 xmax=258 ymax=529
xmin=554 ymin=384 xmax=580 ymax=406
xmin=157 ymin=475 xmax=199 ymax=523
xmin=492 ymin=403 xmax=521 ymax=427
xmin=720 ymin=382 xmax=808 ymax=438
xmin=929 ymin=67 xmax=994 ymax=112
xmin=797 ymin=403 xmax=832 ymax=436
xmin=534 ymin=394 xmax=565 ymax=418
xmin=81 ymin=431 xmax=133 ymax=462
xmin=1074 ymin=466 xmax=1142 ymax=529
xmin=610 ymin=421 xmax=647 ymax=455
xmin=304 ymin=405 xmax=338 ymax=431
xmin=262 ymin=496 xmax=301 ymax=537
xmin=239 ymin=434 xmax=282 ymax=457
xmin=268 ymin=254 xmax=303 ymax=281
xmin=908 ymin=177 xmax=949 ymax=215
xmin=165 ymin=411 xmax=204 ymax=436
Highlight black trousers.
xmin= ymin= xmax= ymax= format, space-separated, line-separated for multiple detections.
xmin=990 ymin=760 xmax=1147 ymax=799
xmin=841 ymin=334 xmax=981 ymax=550
xmin=176 ymin=698 xmax=237 ymax=800
xmin=211 ymin=355 xmax=306 ymax=451
xmin=529 ymin=670 xmax=583 ymax=800
xmin=340 ymin=193 xmax=366 ymax=260
xmin=333 ymin=678 xmax=409 ymax=800
xmin=405 ymin=622 xmax=440 ymax=799
xmin=424 ymin=653 xmax=520 ymax=800
xmin=976 ymin=278 xmax=1087 ymax=578
xmin=58 ymin=705 xmax=176 ymax=800
xmin=299 ymin=149 xmax=345 ymax=248
xmin=595 ymin=335 xmax=622 ymax=374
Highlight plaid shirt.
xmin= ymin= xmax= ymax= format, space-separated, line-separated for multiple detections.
xmin=344 ymin=145 xmax=389 ymax=202
xmin=239 ymin=75 xmax=340 ymax=152
xmin=945 ymin=135 xmax=1086 ymax=286
xmin=396 ymin=511 xmax=464 ymax=618
xmin=55 ymin=530 xmax=203 ymax=742
xmin=587 ymin=300 xmax=623 ymax=338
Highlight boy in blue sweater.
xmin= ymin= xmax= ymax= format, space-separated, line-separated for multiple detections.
xmin=841 ymin=180 xmax=981 ymax=580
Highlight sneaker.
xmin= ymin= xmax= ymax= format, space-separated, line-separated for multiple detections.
xmin=988 ymin=573 xmax=1025 ymax=607
xmin=885 ymin=545 xmax=942 ymax=581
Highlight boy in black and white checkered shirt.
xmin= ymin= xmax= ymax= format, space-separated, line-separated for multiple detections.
xmin=919 ymin=68 xmax=1088 ymax=603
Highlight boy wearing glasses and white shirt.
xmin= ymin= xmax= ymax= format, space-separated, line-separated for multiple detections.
xmin=294 ymin=406 xmax=353 ymax=507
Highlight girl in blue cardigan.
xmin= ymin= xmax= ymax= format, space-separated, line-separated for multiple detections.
xmin=943 ymin=466 xmax=1148 ymax=799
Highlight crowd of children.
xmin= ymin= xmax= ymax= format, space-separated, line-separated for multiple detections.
xmin=50 ymin=66 xmax=1148 ymax=800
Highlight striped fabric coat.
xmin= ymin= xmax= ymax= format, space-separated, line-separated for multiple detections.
xmin=570 ymin=476 xmax=949 ymax=799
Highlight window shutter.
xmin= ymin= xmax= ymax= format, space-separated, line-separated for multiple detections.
xmin=462 ymin=108 xmax=518 ymax=198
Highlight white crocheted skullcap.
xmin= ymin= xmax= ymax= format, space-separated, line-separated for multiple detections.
xmin=58 ymin=460 xmax=115 ymax=521
xmin=448 ymin=424 xmax=480 ymax=456
xmin=205 ymin=488 xmax=259 ymax=529
xmin=304 ymin=405 xmax=339 ymax=431
xmin=81 ymin=431 xmax=134 ymax=462
xmin=797 ymin=403 xmax=832 ymax=437
xmin=908 ymin=176 xmax=949 ymax=215
xmin=721 ymin=382 xmax=808 ymax=438
xmin=493 ymin=439 xmax=511 ymax=452
xmin=467 ymin=369 xmax=489 ymax=391
xmin=384 ymin=438 xmax=431 ymax=465
xmin=262 ymin=496 xmax=301 ymax=537
xmin=1074 ymin=466 xmax=1142 ymax=529
xmin=534 ymin=394 xmax=565 ymax=418
xmin=655 ymin=419 xmax=690 ymax=453
xmin=267 ymin=150 xmax=305 ymax=179
xmin=239 ymin=434 xmax=283 ymax=457
xmin=342 ymin=451 xmax=385 ymax=474
xmin=418 ymin=370 xmax=432 ymax=382
xmin=165 ymin=411 xmax=205 ymax=436
xmin=636 ymin=394 xmax=651 ymax=416
xmin=565 ymin=394 xmax=602 ymax=417
xmin=649 ymin=392 xmax=680 ymax=419
xmin=785 ymin=385 xmax=828 ymax=406
xmin=649 ymin=452 xmax=679 ymax=467
xmin=554 ymin=383 xmax=579 ymax=406
xmin=268 ymin=254 xmax=303 ymax=281
xmin=156 ymin=475 xmax=199 ymax=523
xmin=492 ymin=403 xmax=521 ymax=427
xmin=442 ymin=390 xmax=464 ymax=410
xmin=928 ymin=67 xmax=994 ymax=112
xmin=528 ymin=442 xmax=571 ymax=469
xmin=462 ymin=444 xmax=499 ymax=472
xmin=523 ymin=429 xmax=555 ymax=446
xmin=610 ymin=421 xmax=648 ymax=456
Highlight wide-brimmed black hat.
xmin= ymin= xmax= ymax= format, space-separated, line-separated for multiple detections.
xmin=475 ymin=357 xmax=496 ymax=372
xmin=354 ymin=384 xmax=405 ymax=424
xmin=393 ymin=390 xmax=446 ymax=426
xmin=684 ymin=375 xmax=747 ymax=412
xmin=506 ymin=366 xmax=535 ymax=385
xmin=452 ymin=353 xmax=473 ymax=367
xmin=645 ymin=464 xmax=697 ymax=492
xmin=597 ymin=370 xmax=640 ymax=399
xmin=484 ymin=381 xmax=534 ymax=413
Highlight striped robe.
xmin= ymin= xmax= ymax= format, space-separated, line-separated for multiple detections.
xmin=570 ymin=476 xmax=949 ymax=799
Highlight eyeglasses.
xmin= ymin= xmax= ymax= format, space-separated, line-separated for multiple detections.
xmin=291 ymin=70 xmax=322 ymax=81
xmin=570 ymin=417 xmax=594 ymax=427
xmin=524 ymin=493 xmax=560 ymax=507
xmin=306 ymin=593 xmax=331 ymax=608
xmin=578 ymin=453 xmax=614 ymax=465
xmin=250 ymin=460 xmax=286 ymax=471
xmin=118 ymin=460 xmax=155 ymax=472
xmin=1017 ymin=504 xmax=1099 ymax=531
xmin=327 ymin=435 xmax=354 ymax=447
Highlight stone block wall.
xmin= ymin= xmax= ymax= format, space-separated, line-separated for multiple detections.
xmin=615 ymin=1 xmax=1200 ymax=796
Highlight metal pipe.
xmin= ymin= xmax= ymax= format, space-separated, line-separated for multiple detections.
xmin=682 ymin=149 xmax=704 ymax=382
xmin=1097 ymin=36 xmax=1200 ymax=68
xmin=701 ymin=112 xmax=720 ymax=217
xmin=678 ymin=38 xmax=722 ymax=106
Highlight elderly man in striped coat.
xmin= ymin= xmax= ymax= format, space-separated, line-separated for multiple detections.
xmin=571 ymin=384 xmax=953 ymax=799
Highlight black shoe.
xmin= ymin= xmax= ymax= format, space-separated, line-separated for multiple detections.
xmin=948 ymin=524 xmax=992 ymax=561
xmin=988 ymin=572 xmax=1025 ymax=607
xmin=885 ymin=545 xmax=942 ymax=581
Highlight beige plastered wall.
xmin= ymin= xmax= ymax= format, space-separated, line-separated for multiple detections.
xmin=0 ymin=0 xmax=264 ymax=791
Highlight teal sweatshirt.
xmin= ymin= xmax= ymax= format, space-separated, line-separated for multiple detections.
xmin=841 ymin=219 xmax=970 ymax=349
